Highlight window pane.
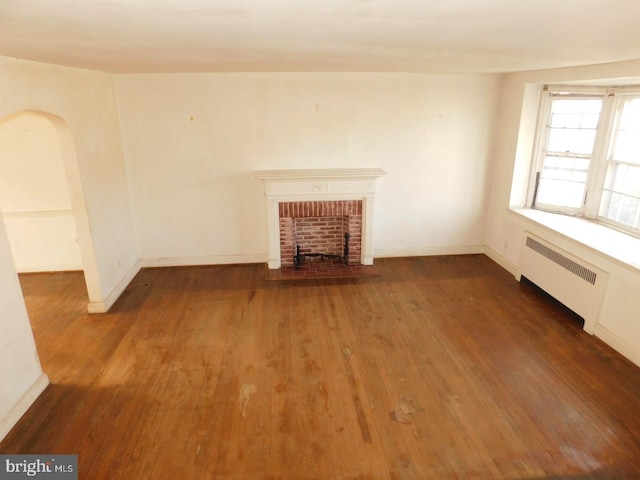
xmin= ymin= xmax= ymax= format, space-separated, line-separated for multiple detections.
xmin=551 ymin=98 xmax=602 ymax=116
xmin=612 ymin=98 xmax=640 ymax=164
xmin=612 ymin=194 xmax=640 ymax=228
xmin=619 ymin=165 xmax=640 ymax=196
xmin=613 ymin=164 xmax=627 ymax=191
xmin=581 ymin=113 xmax=600 ymax=129
xmin=574 ymin=158 xmax=590 ymax=171
xmin=536 ymin=178 xmax=585 ymax=209
xmin=613 ymin=131 xmax=640 ymax=163
xmin=600 ymin=163 xmax=640 ymax=229
xmin=599 ymin=190 xmax=613 ymax=217
xmin=541 ymin=155 xmax=589 ymax=182
xmin=547 ymin=98 xmax=601 ymax=156
xmin=535 ymin=96 xmax=601 ymax=214
xmin=547 ymin=128 xmax=597 ymax=154
xmin=618 ymin=98 xmax=640 ymax=131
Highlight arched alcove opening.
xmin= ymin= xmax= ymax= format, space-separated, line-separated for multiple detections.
xmin=0 ymin=112 xmax=82 ymax=271
xmin=0 ymin=110 xmax=100 ymax=306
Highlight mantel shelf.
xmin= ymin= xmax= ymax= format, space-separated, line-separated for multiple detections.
xmin=255 ymin=168 xmax=386 ymax=183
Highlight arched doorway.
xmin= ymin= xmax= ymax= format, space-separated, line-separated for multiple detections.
xmin=0 ymin=110 xmax=100 ymax=305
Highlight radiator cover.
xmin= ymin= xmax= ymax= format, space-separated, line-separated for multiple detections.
xmin=517 ymin=232 xmax=608 ymax=334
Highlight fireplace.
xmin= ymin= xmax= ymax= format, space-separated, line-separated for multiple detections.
xmin=255 ymin=168 xmax=386 ymax=269
xmin=280 ymin=200 xmax=362 ymax=267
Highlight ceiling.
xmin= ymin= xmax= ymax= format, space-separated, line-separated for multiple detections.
xmin=1 ymin=0 xmax=640 ymax=74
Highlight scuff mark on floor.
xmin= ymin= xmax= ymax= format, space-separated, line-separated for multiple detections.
xmin=390 ymin=396 xmax=423 ymax=424
xmin=239 ymin=383 xmax=258 ymax=418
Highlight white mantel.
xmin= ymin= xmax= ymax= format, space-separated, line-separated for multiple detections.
xmin=256 ymin=168 xmax=386 ymax=269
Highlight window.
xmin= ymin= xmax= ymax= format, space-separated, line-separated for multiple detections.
xmin=531 ymin=85 xmax=640 ymax=235
xmin=600 ymin=95 xmax=640 ymax=230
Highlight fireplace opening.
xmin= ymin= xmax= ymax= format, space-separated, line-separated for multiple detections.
xmin=279 ymin=201 xmax=362 ymax=268
xmin=293 ymin=226 xmax=350 ymax=268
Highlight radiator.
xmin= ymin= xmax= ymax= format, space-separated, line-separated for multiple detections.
xmin=517 ymin=232 xmax=608 ymax=334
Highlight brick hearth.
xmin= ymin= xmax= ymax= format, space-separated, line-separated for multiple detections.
xmin=265 ymin=258 xmax=379 ymax=281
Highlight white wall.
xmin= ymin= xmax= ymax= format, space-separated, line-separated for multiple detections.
xmin=115 ymin=73 xmax=503 ymax=264
xmin=485 ymin=59 xmax=640 ymax=366
xmin=0 ymin=113 xmax=82 ymax=272
xmin=0 ymin=216 xmax=48 ymax=441
xmin=0 ymin=57 xmax=140 ymax=311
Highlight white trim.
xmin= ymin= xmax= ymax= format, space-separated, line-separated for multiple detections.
xmin=594 ymin=324 xmax=640 ymax=368
xmin=255 ymin=168 xmax=386 ymax=182
xmin=87 ymin=260 xmax=141 ymax=314
xmin=15 ymin=262 xmax=83 ymax=273
xmin=0 ymin=373 xmax=49 ymax=442
xmin=0 ymin=209 xmax=73 ymax=219
xmin=141 ymin=254 xmax=267 ymax=268
xmin=374 ymin=245 xmax=484 ymax=258
xmin=265 ymin=197 xmax=281 ymax=269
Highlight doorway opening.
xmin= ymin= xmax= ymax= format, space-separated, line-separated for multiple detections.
xmin=0 ymin=111 xmax=99 ymax=305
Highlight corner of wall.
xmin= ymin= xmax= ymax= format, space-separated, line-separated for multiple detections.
xmin=595 ymin=324 xmax=640 ymax=369
xmin=87 ymin=258 xmax=141 ymax=313
xmin=483 ymin=245 xmax=518 ymax=277
xmin=0 ymin=373 xmax=49 ymax=442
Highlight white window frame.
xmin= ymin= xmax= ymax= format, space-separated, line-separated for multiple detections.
xmin=529 ymin=84 xmax=640 ymax=237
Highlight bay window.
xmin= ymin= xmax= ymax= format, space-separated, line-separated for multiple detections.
xmin=531 ymin=85 xmax=640 ymax=235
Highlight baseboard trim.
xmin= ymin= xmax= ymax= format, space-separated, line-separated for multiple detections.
xmin=374 ymin=245 xmax=484 ymax=258
xmin=594 ymin=324 xmax=640 ymax=368
xmin=0 ymin=373 xmax=49 ymax=442
xmin=140 ymin=254 xmax=267 ymax=268
xmin=483 ymin=246 xmax=518 ymax=277
xmin=15 ymin=263 xmax=83 ymax=273
xmin=87 ymin=260 xmax=142 ymax=314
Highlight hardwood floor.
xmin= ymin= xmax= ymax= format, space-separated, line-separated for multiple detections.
xmin=3 ymin=255 xmax=640 ymax=479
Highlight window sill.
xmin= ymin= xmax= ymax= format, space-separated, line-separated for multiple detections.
xmin=509 ymin=207 xmax=640 ymax=272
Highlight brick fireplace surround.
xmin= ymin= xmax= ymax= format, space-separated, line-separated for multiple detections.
xmin=279 ymin=200 xmax=362 ymax=267
xmin=255 ymin=168 xmax=386 ymax=270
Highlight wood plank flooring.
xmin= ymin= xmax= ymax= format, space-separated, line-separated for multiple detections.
xmin=3 ymin=255 xmax=640 ymax=479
